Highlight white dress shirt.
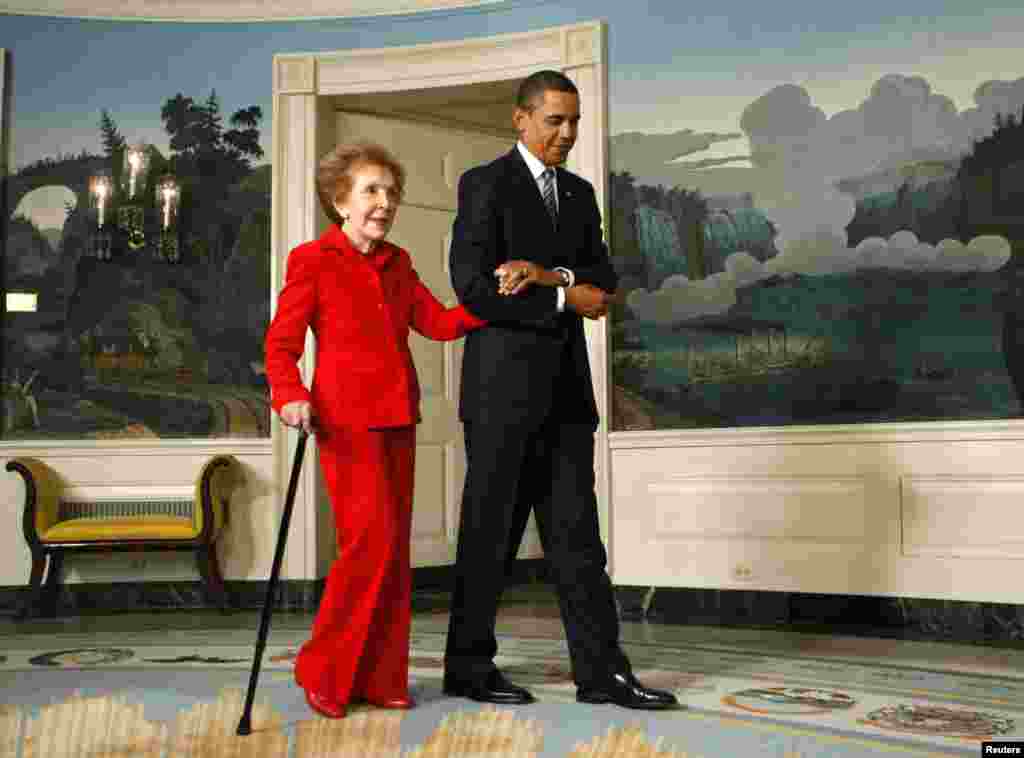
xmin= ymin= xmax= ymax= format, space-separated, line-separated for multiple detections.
xmin=516 ymin=142 xmax=575 ymax=312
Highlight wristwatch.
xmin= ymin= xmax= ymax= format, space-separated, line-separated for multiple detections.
xmin=555 ymin=268 xmax=571 ymax=287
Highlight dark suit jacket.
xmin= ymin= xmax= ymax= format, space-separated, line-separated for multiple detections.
xmin=449 ymin=148 xmax=618 ymax=427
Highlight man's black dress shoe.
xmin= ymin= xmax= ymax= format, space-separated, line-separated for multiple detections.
xmin=443 ymin=669 xmax=535 ymax=705
xmin=577 ymin=672 xmax=679 ymax=709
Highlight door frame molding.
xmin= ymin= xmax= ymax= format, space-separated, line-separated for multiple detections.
xmin=270 ymin=20 xmax=612 ymax=580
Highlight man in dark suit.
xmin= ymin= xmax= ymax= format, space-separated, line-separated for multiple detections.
xmin=443 ymin=70 xmax=678 ymax=710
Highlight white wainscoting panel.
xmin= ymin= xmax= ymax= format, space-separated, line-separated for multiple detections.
xmin=610 ymin=425 xmax=1024 ymax=602
xmin=650 ymin=476 xmax=868 ymax=542
xmin=901 ymin=476 xmax=1024 ymax=559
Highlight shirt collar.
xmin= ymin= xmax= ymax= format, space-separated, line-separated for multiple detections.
xmin=516 ymin=141 xmax=553 ymax=182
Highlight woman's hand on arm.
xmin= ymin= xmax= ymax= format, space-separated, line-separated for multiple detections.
xmin=494 ymin=260 xmax=563 ymax=295
xmin=280 ymin=400 xmax=315 ymax=434
xmin=409 ymin=273 xmax=487 ymax=340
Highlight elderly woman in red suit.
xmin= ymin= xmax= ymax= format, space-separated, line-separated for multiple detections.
xmin=264 ymin=141 xmax=487 ymax=719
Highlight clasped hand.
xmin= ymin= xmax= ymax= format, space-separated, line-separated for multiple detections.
xmin=281 ymin=400 xmax=315 ymax=434
xmin=493 ymin=260 xmax=611 ymax=320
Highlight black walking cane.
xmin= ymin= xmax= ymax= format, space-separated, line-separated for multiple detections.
xmin=237 ymin=427 xmax=309 ymax=736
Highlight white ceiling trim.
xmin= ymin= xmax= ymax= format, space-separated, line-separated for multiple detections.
xmin=0 ymin=0 xmax=501 ymax=22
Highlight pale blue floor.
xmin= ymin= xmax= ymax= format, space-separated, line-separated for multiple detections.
xmin=1 ymin=584 xmax=1021 ymax=756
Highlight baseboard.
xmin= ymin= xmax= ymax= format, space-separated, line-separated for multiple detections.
xmin=614 ymin=586 xmax=1024 ymax=643
xmin=0 ymin=559 xmax=550 ymax=617
xmin=3 ymin=568 xmax=1019 ymax=644
xmin=0 ymin=579 xmax=322 ymax=617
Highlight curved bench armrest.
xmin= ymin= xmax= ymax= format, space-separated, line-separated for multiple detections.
xmin=6 ymin=457 xmax=61 ymax=542
xmin=194 ymin=455 xmax=239 ymax=542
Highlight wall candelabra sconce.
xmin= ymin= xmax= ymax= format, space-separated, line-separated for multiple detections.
xmin=118 ymin=142 xmax=149 ymax=251
xmin=87 ymin=143 xmax=184 ymax=264
xmin=156 ymin=174 xmax=180 ymax=263
xmin=88 ymin=171 xmax=113 ymax=261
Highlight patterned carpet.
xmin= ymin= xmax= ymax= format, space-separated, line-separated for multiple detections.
xmin=0 ymin=629 xmax=1021 ymax=756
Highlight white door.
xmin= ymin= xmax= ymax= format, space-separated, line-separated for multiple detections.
xmin=335 ymin=110 xmax=545 ymax=566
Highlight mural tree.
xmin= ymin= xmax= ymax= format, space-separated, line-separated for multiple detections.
xmin=609 ymin=170 xmax=645 ymax=291
xmin=160 ymin=91 xmax=264 ymax=267
xmin=958 ymin=107 xmax=1024 ymax=412
xmin=959 ymin=106 xmax=1024 ymax=236
xmin=960 ymin=108 xmax=1024 ymax=180
xmin=99 ymin=108 xmax=127 ymax=183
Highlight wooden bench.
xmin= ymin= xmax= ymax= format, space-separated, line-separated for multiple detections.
xmin=6 ymin=454 xmax=239 ymax=618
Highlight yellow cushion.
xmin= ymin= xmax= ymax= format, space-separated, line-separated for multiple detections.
xmin=41 ymin=516 xmax=199 ymax=542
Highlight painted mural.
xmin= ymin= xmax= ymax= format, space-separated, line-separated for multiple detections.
xmin=0 ymin=4 xmax=573 ymax=441
xmin=3 ymin=2 xmax=1024 ymax=438
xmin=0 ymin=13 xmax=287 ymax=439
xmin=4 ymin=99 xmax=271 ymax=438
xmin=604 ymin=7 xmax=1024 ymax=432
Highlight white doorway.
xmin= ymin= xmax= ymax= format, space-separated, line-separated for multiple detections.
xmin=336 ymin=97 xmax=532 ymax=566
xmin=269 ymin=21 xmax=610 ymax=577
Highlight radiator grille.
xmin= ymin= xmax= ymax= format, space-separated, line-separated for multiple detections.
xmin=58 ymin=499 xmax=194 ymax=521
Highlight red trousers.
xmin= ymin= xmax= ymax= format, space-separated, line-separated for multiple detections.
xmin=293 ymin=425 xmax=416 ymax=704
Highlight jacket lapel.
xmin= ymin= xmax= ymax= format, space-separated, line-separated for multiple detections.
xmin=554 ymin=167 xmax=576 ymax=233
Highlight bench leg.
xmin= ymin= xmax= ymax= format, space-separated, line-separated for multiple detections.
xmin=43 ymin=551 xmax=65 ymax=617
xmin=195 ymin=545 xmax=231 ymax=612
xmin=16 ymin=552 xmax=47 ymax=620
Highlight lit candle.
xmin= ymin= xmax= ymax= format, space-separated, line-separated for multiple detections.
xmin=93 ymin=177 xmax=109 ymax=228
xmin=161 ymin=184 xmax=178 ymax=230
xmin=127 ymin=150 xmax=142 ymax=199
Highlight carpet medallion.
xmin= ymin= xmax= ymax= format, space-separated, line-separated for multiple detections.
xmin=0 ymin=630 xmax=1020 ymax=756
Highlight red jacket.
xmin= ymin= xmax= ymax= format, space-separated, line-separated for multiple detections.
xmin=264 ymin=225 xmax=486 ymax=429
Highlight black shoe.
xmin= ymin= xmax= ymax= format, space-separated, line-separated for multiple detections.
xmin=577 ymin=672 xmax=679 ymax=710
xmin=443 ymin=668 xmax=535 ymax=705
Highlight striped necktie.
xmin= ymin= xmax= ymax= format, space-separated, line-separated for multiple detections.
xmin=541 ymin=168 xmax=557 ymax=224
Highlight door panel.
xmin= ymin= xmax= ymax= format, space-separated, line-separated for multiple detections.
xmin=335 ymin=110 xmax=543 ymax=566
xmin=337 ymin=111 xmax=510 ymax=209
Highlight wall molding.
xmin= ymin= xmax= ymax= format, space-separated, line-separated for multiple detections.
xmin=304 ymin=23 xmax=573 ymax=96
xmin=610 ymin=418 xmax=1024 ymax=449
xmin=0 ymin=0 xmax=500 ymax=22
xmin=0 ymin=439 xmax=272 ymax=457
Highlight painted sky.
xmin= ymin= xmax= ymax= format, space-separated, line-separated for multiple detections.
xmin=3 ymin=0 xmax=1024 ymax=230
